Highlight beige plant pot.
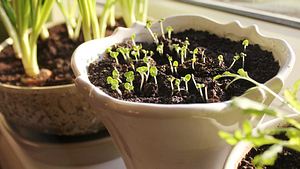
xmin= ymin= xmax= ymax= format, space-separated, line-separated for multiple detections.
xmin=0 ymin=38 xmax=104 ymax=136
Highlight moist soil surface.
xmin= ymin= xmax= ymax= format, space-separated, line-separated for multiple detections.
xmin=88 ymin=29 xmax=280 ymax=104
xmin=0 ymin=19 xmax=125 ymax=86
xmin=238 ymin=131 xmax=300 ymax=169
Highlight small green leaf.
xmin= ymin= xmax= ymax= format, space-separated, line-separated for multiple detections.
xmin=218 ymin=131 xmax=238 ymax=145
xmin=237 ymin=69 xmax=249 ymax=77
xmin=184 ymin=74 xmax=191 ymax=82
xmin=107 ymin=76 xmax=113 ymax=84
xmin=124 ymin=82 xmax=134 ymax=91
xmin=253 ymin=144 xmax=283 ymax=167
xmin=173 ymin=61 xmax=178 ymax=67
xmin=150 ymin=66 xmax=158 ymax=77
xmin=242 ymin=39 xmax=249 ymax=49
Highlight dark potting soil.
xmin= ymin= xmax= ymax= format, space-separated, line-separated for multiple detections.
xmin=238 ymin=131 xmax=300 ymax=169
xmin=0 ymin=19 xmax=125 ymax=86
xmin=88 ymin=29 xmax=280 ymax=104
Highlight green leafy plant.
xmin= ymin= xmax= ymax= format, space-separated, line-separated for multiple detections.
xmin=117 ymin=47 xmax=130 ymax=61
xmin=215 ymin=69 xmax=300 ymax=168
xmin=240 ymin=52 xmax=247 ymax=69
xmin=124 ymin=82 xmax=134 ymax=92
xmin=124 ymin=71 xmax=135 ymax=85
xmin=242 ymin=39 xmax=249 ymax=52
xmin=112 ymin=69 xmax=122 ymax=82
xmin=0 ymin=0 xmax=55 ymax=78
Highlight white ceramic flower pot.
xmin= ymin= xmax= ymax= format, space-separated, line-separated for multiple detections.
xmin=224 ymin=114 xmax=299 ymax=169
xmin=71 ymin=15 xmax=295 ymax=169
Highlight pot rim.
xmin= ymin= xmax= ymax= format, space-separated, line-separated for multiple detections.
xmin=71 ymin=14 xmax=295 ymax=111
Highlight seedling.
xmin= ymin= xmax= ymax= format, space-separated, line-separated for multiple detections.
xmin=173 ymin=61 xmax=179 ymax=74
xmin=218 ymin=55 xmax=224 ymax=66
xmin=167 ymin=76 xmax=175 ymax=92
xmin=131 ymin=34 xmax=136 ymax=46
xmin=124 ymin=71 xmax=135 ymax=85
xmin=145 ymin=20 xmax=159 ymax=44
xmin=117 ymin=47 xmax=130 ymax=61
xmin=107 ymin=76 xmax=122 ymax=95
xmin=228 ymin=53 xmax=241 ymax=70
xmin=180 ymin=45 xmax=187 ymax=64
xmin=192 ymin=48 xmax=199 ymax=69
xmin=174 ymin=78 xmax=181 ymax=92
xmin=240 ymin=52 xmax=247 ymax=69
xmin=182 ymin=74 xmax=191 ymax=92
xmin=196 ymin=83 xmax=205 ymax=101
xmin=149 ymin=66 xmax=158 ymax=85
xmin=110 ymin=51 xmax=120 ymax=65
xmin=136 ymin=66 xmax=148 ymax=90
xmin=159 ymin=18 xmax=165 ymax=39
xmin=143 ymin=56 xmax=151 ymax=80
xmin=167 ymin=54 xmax=174 ymax=73
xmin=131 ymin=51 xmax=139 ymax=62
xmin=112 ymin=69 xmax=122 ymax=83
xmin=242 ymin=39 xmax=249 ymax=52
xmin=198 ymin=47 xmax=206 ymax=64
xmin=156 ymin=43 xmax=164 ymax=56
xmin=124 ymin=82 xmax=134 ymax=92
xmin=132 ymin=44 xmax=142 ymax=60
xmin=106 ymin=47 xmax=112 ymax=53
xmin=166 ymin=26 xmax=174 ymax=39
xmin=172 ymin=44 xmax=181 ymax=57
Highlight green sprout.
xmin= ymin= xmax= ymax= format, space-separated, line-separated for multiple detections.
xmin=180 ymin=46 xmax=186 ymax=64
xmin=149 ymin=66 xmax=158 ymax=85
xmin=143 ymin=56 xmax=150 ymax=80
xmin=174 ymin=78 xmax=181 ymax=92
xmin=167 ymin=54 xmax=174 ymax=73
xmin=117 ymin=47 xmax=130 ymax=61
xmin=192 ymin=48 xmax=199 ymax=70
xmin=106 ymin=47 xmax=112 ymax=53
xmin=131 ymin=51 xmax=139 ymax=62
xmin=182 ymin=74 xmax=191 ymax=92
xmin=166 ymin=26 xmax=174 ymax=39
xmin=242 ymin=39 xmax=249 ymax=52
xmin=124 ymin=82 xmax=134 ymax=92
xmin=172 ymin=44 xmax=181 ymax=57
xmin=167 ymin=76 xmax=175 ymax=92
xmin=240 ymin=52 xmax=247 ymax=69
xmin=159 ymin=18 xmax=165 ymax=39
xmin=218 ymin=55 xmax=224 ymax=66
xmin=124 ymin=71 xmax=135 ymax=85
xmin=131 ymin=33 xmax=136 ymax=46
xmin=110 ymin=51 xmax=119 ymax=65
xmin=107 ymin=76 xmax=122 ymax=95
xmin=145 ymin=20 xmax=159 ymax=44
xmin=156 ymin=43 xmax=164 ymax=56
xmin=198 ymin=47 xmax=206 ymax=64
xmin=173 ymin=61 xmax=179 ymax=74
xmin=132 ymin=44 xmax=142 ymax=61
xmin=228 ymin=53 xmax=241 ymax=70
xmin=196 ymin=83 xmax=205 ymax=101
xmin=136 ymin=66 xmax=148 ymax=90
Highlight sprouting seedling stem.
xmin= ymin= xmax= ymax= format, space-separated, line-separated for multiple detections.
xmin=110 ymin=51 xmax=119 ymax=65
xmin=183 ymin=74 xmax=191 ymax=92
xmin=167 ymin=76 xmax=175 ymax=92
xmin=143 ymin=55 xmax=151 ymax=81
xmin=242 ymin=39 xmax=249 ymax=52
xmin=167 ymin=54 xmax=174 ymax=73
xmin=131 ymin=34 xmax=136 ymax=46
xmin=196 ymin=83 xmax=205 ymax=101
xmin=156 ymin=43 xmax=164 ymax=56
xmin=132 ymin=44 xmax=142 ymax=60
xmin=136 ymin=66 xmax=148 ymax=91
xmin=166 ymin=26 xmax=174 ymax=39
xmin=175 ymin=78 xmax=181 ymax=92
xmin=112 ymin=69 xmax=122 ymax=83
xmin=159 ymin=18 xmax=165 ymax=39
xmin=228 ymin=53 xmax=241 ymax=70
xmin=173 ymin=61 xmax=179 ymax=74
xmin=172 ymin=44 xmax=181 ymax=57
xmin=150 ymin=66 xmax=158 ymax=85
xmin=146 ymin=20 xmax=159 ymax=44
xmin=180 ymin=46 xmax=187 ymax=64
xmin=192 ymin=48 xmax=199 ymax=70
xmin=199 ymin=47 xmax=206 ymax=64
xmin=240 ymin=52 xmax=247 ymax=69
xmin=218 ymin=55 xmax=224 ymax=66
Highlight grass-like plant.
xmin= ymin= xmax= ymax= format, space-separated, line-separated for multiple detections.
xmin=0 ymin=0 xmax=55 ymax=78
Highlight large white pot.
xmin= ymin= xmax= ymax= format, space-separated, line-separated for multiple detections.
xmin=224 ymin=114 xmax=299 ymax=169
xmin=71 ymin=15 xmax=295 ymax=169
